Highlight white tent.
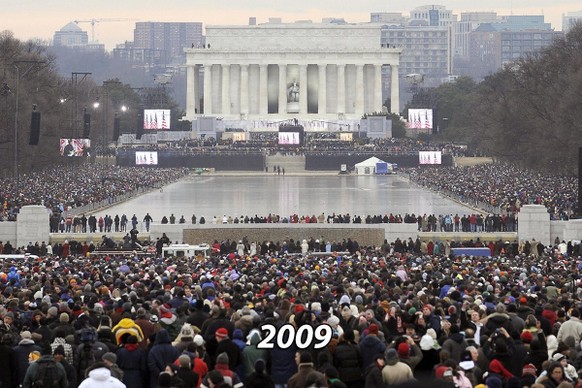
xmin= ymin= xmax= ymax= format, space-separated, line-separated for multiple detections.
xmin=354 ymin=156 xmax=387 ymax=175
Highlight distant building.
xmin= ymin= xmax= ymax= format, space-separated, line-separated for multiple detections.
xmin=370 ymin=12 xmax=406 ymax=26
xmin=452 ymin=12 xmax=499 ymax=73
xmin=381 ymin=25 xmax=451 ymax=84
xmin=562 ymin=11 xmax=582 ymax=33
xmin=491 ymin=15 xmax=553 ymax=31
xmin=53 ymin=22 xmax=89 ymax=47
xmin=466 ymin=16 xmax=563 ymax=80
xmin=114 ymin=22 xmax=204 ymax=66
xmin=409 ymin=5 xmax=456 ymax=27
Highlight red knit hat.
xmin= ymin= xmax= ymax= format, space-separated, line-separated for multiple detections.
xmin=397 ymin=342 xmax=410 ymax=359
xmin=215 ymin=328 xmax=229 ymax=339
xmin=522 ymin=363 xmax=537 ymax=377
xmin=368 ymin=324 xmax=379 ymax=335
xmin=489 ymin=359 xmax=514 ymax=379
xmin=520 ymin=330 xmax=533 ymax=343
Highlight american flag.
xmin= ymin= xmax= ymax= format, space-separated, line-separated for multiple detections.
xmin=152 ymin=114 xmax=158 ymax=129
xmin=161 ymin=111 xmax=167 ymax=129
xmin=424 ymin=115 xmax=431 ymax=129
xmin=415 ymin=114 xmax=421 ymax=129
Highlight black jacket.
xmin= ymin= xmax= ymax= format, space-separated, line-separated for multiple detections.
xmin=333 ymin=341 xmax=363 ymax=383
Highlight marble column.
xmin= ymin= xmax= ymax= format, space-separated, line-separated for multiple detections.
xmin=259 ymin=64 xmax=268 ymax=116
xmin=278 ymin=64 xmax=287 ymax=114
xmin=240 ymin=64 xmax=249 ymax=115
xmin=203 ymin=64 xmax=212 ymax=114
xmin=299 ymin=64 xmax=308 ymax=114
xmin=318 ymin=64 xmax=327 ymax=115
xmin=374 ymin=64 xmax=383 ymax=112
xmin=355 ymin=64 xmax=364 ymax=114
xmin=337 ymin=64 xmax=345 ymax=115
xmin=193 ymin=65 xmax=200 ymax=114
xmin=221 ymin=64 xmax=230 ymax=115
xmin=391 ymin=64 xmax=400 ymax=114
xmin=186 ymin=65 xmax=195 ymax=116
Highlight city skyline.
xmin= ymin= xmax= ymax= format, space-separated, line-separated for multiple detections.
xmin=1 ymin=1 xmax=581 ymax=50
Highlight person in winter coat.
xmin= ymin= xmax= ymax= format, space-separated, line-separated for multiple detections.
xmin=172 ymin=323 xmax=195 ymax=354
xmin=245 ymin=358 xmax=274 ymax=388
xmin=78 ymin=362 xmax=126 ymax=388
xmin=116 ymin=335 xmax=147 ymax=388
xmin=14 ymin=330 xmax=42 ymax=386
xmin=381 ymin=348 xmax=414 ymax=386
xmin=147 ymin=329 xmax=179 ymax=388
xmin=213 ymin=328 xmax=241 ymax=371
xmin=393 ymin=338 xmax=424 ymax=372
xmin=22 ymin=345 xmax=68 ymax=388
xmin=365 ymin=354 xmax=387 ymax=388
xmin=112 ymin=318 xmax=145 ymax=345
xmin=175 ymin=355 xmax=199 ymax=388
xmin=158 ymin=305 xmax=181 ymax=340
xmin=270 ymin=338 xmax=297 ymax=386
xmin=442 ymin=325 xmax=469 ymax=363
xmin=333 ymin=329 xmax=363 ymax=387
xmin=241 ymin=330 xmax=269 ymax=379
xmin=0 ymin=333 xmax=20 ymax=388
xmin=288 ymin=351 xmax=326 ymax=388
xmin=485 ymin=304 xmax=515 ymax=335
xmin=359 ymin=324 xmax=387 ymax=372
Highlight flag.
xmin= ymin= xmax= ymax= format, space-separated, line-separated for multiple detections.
xmin=415 ymin=114 xmax=421 ymax=129
xmin=152 ymin=113 xmax=158 ymax=129
xmin=161 ymin=111 xmax=167 ymax=129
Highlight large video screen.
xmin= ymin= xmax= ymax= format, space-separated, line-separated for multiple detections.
xmin=60 ymin=139 xmax=91 ymax=157
xmin=278 ymin=132 xmax=300 ymax=145
xmin=407 ymin=109 xmax=433 ymax=129
xmin=144 ymin=109 xmax=170 ymax=130
xmin=419 ymin=151 xmax=442 ymax=165
xmin=136 ymin=151 xmax=158 ymax=165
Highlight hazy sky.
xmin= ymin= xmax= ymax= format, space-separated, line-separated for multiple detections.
xmin=2 ymin=1 xmax=581 ymax=50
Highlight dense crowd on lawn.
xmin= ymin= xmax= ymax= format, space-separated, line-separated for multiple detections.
xmin=0 ymin=165 xmax=190 ymax=222
xmin=409 ymin=163 xmax=578 ymax=220
xmin=1 ymin=235 xmax=582 ymax=387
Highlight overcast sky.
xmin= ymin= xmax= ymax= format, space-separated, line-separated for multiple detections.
xmin=2 ymin=0 xmax=581 ymax=50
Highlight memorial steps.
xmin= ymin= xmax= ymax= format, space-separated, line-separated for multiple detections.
xmin=266 ymin=154 xmax=306 ymax=173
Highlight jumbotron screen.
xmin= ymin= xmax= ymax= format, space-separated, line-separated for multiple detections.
xmin=407 ymin=109 xmax=433 ymax=129
xmin=135 ymin=151 xmax=158 ymax=165
xmin=60 ymin=138 xmax=91 ymax=157
xmin=278 ymin=132 xmax=300 ymax=145
xmin=143 ymin=109 xmax=170 ymax=130
xmin=419 ymin=151 xmax=442 ymax=165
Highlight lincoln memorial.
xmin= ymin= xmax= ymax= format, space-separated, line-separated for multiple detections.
xmin=184 ymin=22 xmax=402 ymax=122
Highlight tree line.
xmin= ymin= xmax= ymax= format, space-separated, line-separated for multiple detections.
xmin=405 ymin=23 xmax=582 ymax=175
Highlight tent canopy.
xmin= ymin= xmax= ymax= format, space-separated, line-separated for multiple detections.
xmin=354 ymin=156 xmax=388 ymax=175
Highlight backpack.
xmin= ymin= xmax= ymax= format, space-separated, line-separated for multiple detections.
xmin=34 ymin=359 xmax=60 ymax=388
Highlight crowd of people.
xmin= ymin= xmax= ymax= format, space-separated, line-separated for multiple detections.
xmin=0 ymin=235 xmax=582 ymax=388
xmin=0 ymin=165 xmax=190 ymax=222
xmin=71 ymin=212 xmax=515 ymax=234
xmin=113 ymin=137 xmax=462 ymax=158
xmin=408 ymin=163 xmax=578 ymax=221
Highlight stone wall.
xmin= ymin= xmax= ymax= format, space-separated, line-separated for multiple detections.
xmin=0 ymin=222 xmax=17 ymax=246
xmin=183 ymin=225 xmax=385 ymax=247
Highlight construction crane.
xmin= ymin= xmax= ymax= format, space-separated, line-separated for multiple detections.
xmin=73 ymin=18 xmax=137 ymax=43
